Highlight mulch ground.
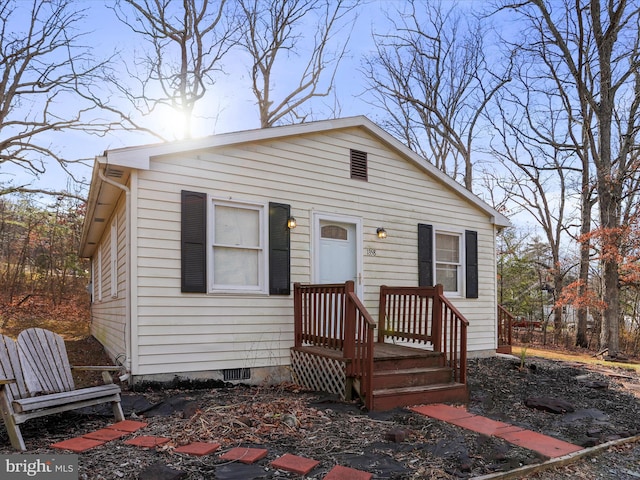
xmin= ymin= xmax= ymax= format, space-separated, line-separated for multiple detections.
xmin=1 ymin=342 xmax=640 ymax=479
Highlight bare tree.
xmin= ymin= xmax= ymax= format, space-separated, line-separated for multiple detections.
xmin=237 ymin=0 xmax=357 ymax=128
xmin=0 ymin=193 xmax=88 ymax=306
xmin=112 ymin=0 xmax=237 ymax=139
xmin=0 ymin=0 xmax=131 ymax=195
xmin=487 ymin=85 xmax=581 ymax=341
xmin=498 ymin=0 xmax=640 ymax=356
xmin=362 ymin=0 xmax=510 ymax=191
xmin=486 ymin=8 xmax=597 ymax=344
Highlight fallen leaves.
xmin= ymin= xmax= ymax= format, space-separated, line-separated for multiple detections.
xmin=170 ymin=389 xmax=330 ymax=448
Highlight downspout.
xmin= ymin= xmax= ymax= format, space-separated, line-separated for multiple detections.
xmin=98 ymin=167 xmax=132 ymax=382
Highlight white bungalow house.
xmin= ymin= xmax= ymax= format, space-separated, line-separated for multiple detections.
xmin=79 ymin=116 xmax=510 ymax=408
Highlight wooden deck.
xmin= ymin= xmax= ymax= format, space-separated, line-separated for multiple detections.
xmin=292 ymin=282 xmax=469 ymax=411
xmin=292 ymin=342 xmax=467 ymax=411
xmin=294 ymin=342 xmax=440 ymax=362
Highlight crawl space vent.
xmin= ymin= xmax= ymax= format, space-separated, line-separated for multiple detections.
xmin=350 ymin=149 xmax=368 ymax=181
xmin=223 ymin=368 xmax=251 ymax=381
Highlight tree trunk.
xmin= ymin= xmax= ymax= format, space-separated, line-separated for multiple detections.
xmin=595 ymin=114 xmax=620 ymax=355
xmin=575 ymin=274 xmax=590 ymax=347
xmin=553 ymin=270 xmax=564 ymax=343
xmin=576 ymin=173 xmax=592 ymax=347
xmin=464 ymin=151 xmax=473 ymax=192
xmin=592 ymin=0 xmax=620 ymax=357
xmin=601 ymin=258 xmax=620 ymax=355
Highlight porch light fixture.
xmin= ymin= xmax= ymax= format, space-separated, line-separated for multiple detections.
xmin=287 ymin=216 xmax=297 ymax=229
xmin=376 ymin=227 xmax=387 ymax=239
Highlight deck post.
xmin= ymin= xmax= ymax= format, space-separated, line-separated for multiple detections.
xmin=343 ymin=281 xmax=356 ymax=366
xmin=378 ymin=286 xmax=387 ymax=343
xmin=293 ymin=283 xmax=302 ymax=348
xmin=432 ymin=284 xmax=443 ymax=352
xmin=460 ymin=321 xmax=468 ymax=384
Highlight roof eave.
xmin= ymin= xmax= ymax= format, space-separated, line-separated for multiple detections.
xmin=79 ymin=158 xmax=132 ymax=258
xmin=79 ymin=115 xmax=511 ymax=259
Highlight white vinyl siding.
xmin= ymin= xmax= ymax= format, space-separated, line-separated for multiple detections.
xmin=126 ymin=126 xmax=499 ymax=376
xmin=97 ymin=246 xmax=102 ymax=302
xmin=91 ymin=258 xmax=95 ymax=301
xmin=90 ymin=195 xmax=128 ymax=363
xmin=111 ymin=218 xmax=118 ymax=298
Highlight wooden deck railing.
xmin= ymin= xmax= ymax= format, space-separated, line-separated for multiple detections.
xmin=379 ymin=284 xmax=468 ymax=384
xmin=498 ymin=304 xmax=514 ymax=349
xmin=378 ymin=285 xmax=440 ymax=348
xmin=344 ymin=285 xmax=376 ymax=409
xmin=440 ymin=292 xmax=468 ymax=384
xmin=293 ymin=281 xmax=376 ymax=405
xmin=294 ymin=282 xmax=348 ymax=349
xmin=294 ymin=282 xmax=468 ymax=403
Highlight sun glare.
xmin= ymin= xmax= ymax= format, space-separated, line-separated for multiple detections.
xmin=160 ymin=109 xmax=188 ymax=140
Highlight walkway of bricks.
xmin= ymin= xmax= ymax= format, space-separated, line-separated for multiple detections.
xmin=50 ymin=419 xmax=374 ymax=480
xmin=49 ymin=403 xmax=583 ymax=479
xmin=410 ymin=403 xmax=583 ymax=458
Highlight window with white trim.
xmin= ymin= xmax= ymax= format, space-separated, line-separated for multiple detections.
xmin=435 ymin=231 xmax=462 ymax=294
xmin=210 ymin=200 xmax=267 ymax=292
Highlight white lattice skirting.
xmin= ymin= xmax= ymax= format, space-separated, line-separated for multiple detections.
xmin=290 ymin=349 xmax=347 ymax=400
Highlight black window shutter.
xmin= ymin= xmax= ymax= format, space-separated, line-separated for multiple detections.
xmin=269 ymin=202 xmax=291 ymax=295
xmin=418 ymin=224 xmax=433 ymax=287
xmin=181 ymin=190 xmax=207 ymax=293
xmin=465 ymin=230 xmax=478 ymax=298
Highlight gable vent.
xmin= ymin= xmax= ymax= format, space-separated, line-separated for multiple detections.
xmin=105 ymin=167 xmax=124 ymax=178
xmin=350 ymin=149 xmax=368 ymax=181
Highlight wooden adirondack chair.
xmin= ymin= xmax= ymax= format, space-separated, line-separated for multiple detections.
xmin=0 ymin=328 xmax=125 ymax=450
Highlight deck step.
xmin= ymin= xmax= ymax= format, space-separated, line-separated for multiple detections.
xmin=370 ymin=383 xmax=468 ymax=411
xmin=373 ymin=366 xmax=453 ymax=390
xmin=373 ymin=352 xmax=444 ymax=371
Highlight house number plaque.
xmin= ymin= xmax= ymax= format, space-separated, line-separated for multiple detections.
xmin=366 ymin=248 xmax=376 ymax=256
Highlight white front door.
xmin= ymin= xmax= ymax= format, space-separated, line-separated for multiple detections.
xmin=313 ymin=214 xmax=362 ymax=296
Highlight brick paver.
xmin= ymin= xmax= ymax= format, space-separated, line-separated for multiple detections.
xmin=51 ymin=437 xmax=105 ymax=452
xmin=497 ymin=428 xmax=583 ymax=458
xmin=124 ymin=436 xmax=171 ymax=448
xmin=447 ymin=413 xmax=512 ymax=435
xmin=323 ymin=465 xmax=373 ymax=480
xmin=412 ymin=403 xmax=583 ymax=459
xmin=219 ymin=447 xmax=268 ymax=464
xmin=271 ymin=453 xmax=320 ymax=475
xmin=83 ymin=428 xmax=129 ymax=442
xmin=174 ymin=442 xmax=221 ymax=456
xmin=410 ymin=403 xmax=472 ymax=421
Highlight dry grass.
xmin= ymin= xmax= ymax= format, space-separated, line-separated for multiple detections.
xmin=513 ymin=345 xmax=640 ymax=373
xmin=0 ymin=296 xmax=113 ymax=387
xmin=0 ymin=295 xmax=90 ymax=340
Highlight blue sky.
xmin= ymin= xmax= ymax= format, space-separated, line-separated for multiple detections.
xmin=5 ymin=0 xmax=520 ymax=226
xmin=4 ymin=0 xmax=401 ymax=196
